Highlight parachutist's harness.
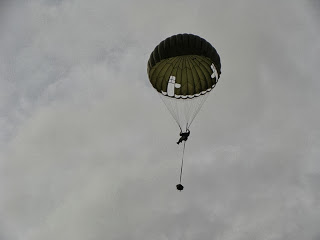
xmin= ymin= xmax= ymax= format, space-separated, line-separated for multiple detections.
xmin=177 ymin=129 xmax=190 ymax=145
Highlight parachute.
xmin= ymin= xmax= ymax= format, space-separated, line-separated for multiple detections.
xmin=147 ymin=33 xmax=221 ymax=190
xmin=147 ymin=33 xmax=221 ymax=132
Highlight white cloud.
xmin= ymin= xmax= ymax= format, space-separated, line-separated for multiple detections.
xmin=1 ymin=0 xmax=320 ymax=239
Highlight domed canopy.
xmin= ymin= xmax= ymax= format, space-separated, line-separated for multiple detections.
xmin=147 ymin=33 xmax=221 ymax=99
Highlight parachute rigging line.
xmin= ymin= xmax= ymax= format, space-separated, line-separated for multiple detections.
xmin=159 ymin=93 xmax=182 ymax=132
xmin=187 ymin=93 xmax=209 ymax=129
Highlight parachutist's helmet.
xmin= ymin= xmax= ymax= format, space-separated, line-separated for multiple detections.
xmin=176 ymin=184 xmax=184 ymax=191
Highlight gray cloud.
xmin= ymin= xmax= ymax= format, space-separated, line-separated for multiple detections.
xmin=1 ymin=0 xmax=320 ymax=239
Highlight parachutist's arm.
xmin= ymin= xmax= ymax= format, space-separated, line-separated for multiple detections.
xmin=184 ymin=129 xmax=190 ymax=137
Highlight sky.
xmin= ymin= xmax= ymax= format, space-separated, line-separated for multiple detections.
xmin=0 ymin=0 xmax=320 ymax=239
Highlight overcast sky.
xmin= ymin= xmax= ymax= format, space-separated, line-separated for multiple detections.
xmin=1 ymin=0 xmax=320 ymax=239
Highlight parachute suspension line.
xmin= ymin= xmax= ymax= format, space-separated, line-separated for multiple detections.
xmin=159 ymin=92 xmax=210 ymax=131
xmin=173 ymin=97 xmax=181 ymax=128
xmin=171 ymin=97 xmax=182 ymax=131
xmin=185 ymin=99 xmax=192 ymax=128
xmin=159 ymin=94 xmax=181 ymax=129
xmin=188 ymin=93 xmax=210 ymax=129
xmin=179 ymin=141 xmax=187 ymax=184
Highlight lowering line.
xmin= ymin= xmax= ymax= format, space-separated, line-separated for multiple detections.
xmin=179 ymin=141 xmax=186 ymax=184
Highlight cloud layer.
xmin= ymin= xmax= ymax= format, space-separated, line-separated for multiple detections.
xmin=1 ymin=0 xmax=320 ymax=239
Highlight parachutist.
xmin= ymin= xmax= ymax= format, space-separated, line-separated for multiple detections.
xmin=177 ymin=130 xmax=190 ymax=144
xmin=176 ymin=184 xmax=184 ymax=191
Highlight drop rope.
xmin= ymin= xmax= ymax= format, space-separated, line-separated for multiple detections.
xmin=179 ymin=140 xmax=187 ymax=184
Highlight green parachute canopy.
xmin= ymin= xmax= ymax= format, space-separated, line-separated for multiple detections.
xmin=147 ymin=33 xmax=221 ymax=98
xmin=147 ymin=33 xmax=221 ymax=131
